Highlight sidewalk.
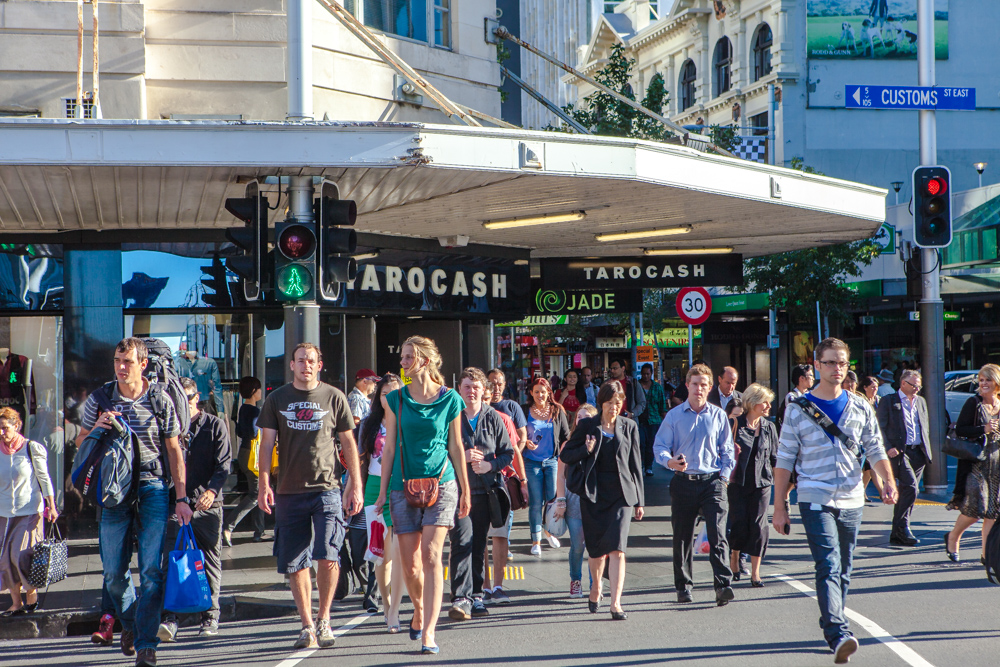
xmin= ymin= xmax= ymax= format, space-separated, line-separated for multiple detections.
xmin=0 ymin=471 xmax=963 ymax=640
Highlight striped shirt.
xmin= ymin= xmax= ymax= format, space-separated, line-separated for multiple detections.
xmin=777 ymin=392 xmax=887 ymax=509
xmin=81 ymin=381 xmax=180 ymax=465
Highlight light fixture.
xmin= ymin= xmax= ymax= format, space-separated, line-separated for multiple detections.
xmin=975 ymin=162 xmax=988 ymax=175
xmin=353 ymin=250 xmax=380 ymax=261
xmin=595 ymin=226 xmax=691 ymax=242
xmin=514 ymin=259 xmax=530 ymax=265
xmin=643 ymin=247 xmax=733 ymax=256
xmin=482 ymin=210 xmax=586 ymax=230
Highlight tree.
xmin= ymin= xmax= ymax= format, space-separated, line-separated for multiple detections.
xmin=561 ymin=43 xmax=670 ymax=141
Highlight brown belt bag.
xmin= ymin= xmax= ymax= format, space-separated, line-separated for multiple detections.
xmin=398 ymin=392 xmax=447 ymax=508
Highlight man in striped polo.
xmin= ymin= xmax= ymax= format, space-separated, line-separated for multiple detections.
xmin=772 ymin=337 xmax=897 ymax=665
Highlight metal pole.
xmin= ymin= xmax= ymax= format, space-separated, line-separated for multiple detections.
xmin=768 ymin=83 xmax=776 ymax=166
xmin=917 ymin=0 xmax=947 ymax=492
xmin=816 ymin=301 xmax=822 ymax=344
xmin=76 ymin=0 xmax=84 ymax=119
xmin=287 ymin=0 xmax=313 ymax=121
xmin=769 ymin=306 xmax=778 ymax=392
xmin=283 ymin=175 xmax=319 ymax=380
xmin=92 ymin=0 xmax=100 ymax=118
xmin=687 ymin=324 xmax=693 ymax=367
xmin=489 ymin=319 xmax=496 ymax=369
xmin=630 ymin=313 xmax=637 ymax=379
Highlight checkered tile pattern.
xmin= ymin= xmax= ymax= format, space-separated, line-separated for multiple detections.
xmin=734 ymin=137 xmax=768 ymax=163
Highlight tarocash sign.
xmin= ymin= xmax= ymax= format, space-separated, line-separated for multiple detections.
xmin=540 ymin=256 xmax=743 ymax=290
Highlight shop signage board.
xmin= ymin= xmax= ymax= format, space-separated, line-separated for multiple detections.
xmin=596 ymin=336 xmax=627 ymax=349
xmin=539 ymin=255 xmax=743 ymax=290
xmin=636 ymin=346 xmax=658 ymax=363
xmin=626 ymin=328 xmax=701 ymax=348
xmin=713 ymin=293 xmax=770 ymax=313
xmin=497 ymin=315 xmax=569 ymax=327
xmin=542 ymin=346 xmax=566 ymax=355
xmin=907 ymin=311 xmax=961 ymax=322
xmin=530 ymin=283 xmax=643 ymax=316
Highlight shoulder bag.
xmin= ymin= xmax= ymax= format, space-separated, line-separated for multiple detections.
xmin=729 ymin=418 xmax=742 ymax=483
xmin=398 ymin=391 xmax=446 ymax=508
xmin=943 ymin=406 xmax=988 ymax=461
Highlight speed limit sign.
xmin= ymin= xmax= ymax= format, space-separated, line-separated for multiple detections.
xmin=676 ymin=287 xmax=712 ymax=326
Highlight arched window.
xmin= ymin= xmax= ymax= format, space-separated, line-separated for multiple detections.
xmin=713 ymin=37 xmax=732 ymax=97
xmin=679 ymin=59 xmax=697 ymax=111
xmin=752 ymin=24 xmax=773 ymax=82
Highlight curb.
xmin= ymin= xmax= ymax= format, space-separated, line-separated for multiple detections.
xmin=0 ymin=595 xmax=299 ymax=640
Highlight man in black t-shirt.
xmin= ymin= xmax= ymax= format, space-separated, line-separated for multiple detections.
xmin=487 ymin=369 xmax=526 ymax=451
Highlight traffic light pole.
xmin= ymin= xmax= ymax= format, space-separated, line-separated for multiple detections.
xmin=284 ymin=175 xmax=321 ymax=381
xmin=917 ymin=0 xmax=947 ymax=492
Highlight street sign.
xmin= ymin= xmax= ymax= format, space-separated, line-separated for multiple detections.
xmin=907 ymin=311 xmax=960 ymax=322
xmin=767 ymin=335 xmax=780 ymax=350
xmin=873 ymin=222 xmax=896 ymax=255
xmin=676 ymin=287 xmax=712 ymax=326
xmin=845 ymin=85 xmax=975 ymax=111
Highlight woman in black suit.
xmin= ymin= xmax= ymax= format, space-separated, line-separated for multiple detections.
xmin=560 ymin=380 xmax=644 ymax=621
xmin=727 ymin=383 xmax=778 ymax=587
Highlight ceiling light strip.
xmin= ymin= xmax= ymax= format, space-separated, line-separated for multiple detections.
xmin=643 ymin=247 xmax=734 ymax=256
xmin=482 ymin=210 xmax=586 ymax=230
xmin=595 ymin=226 xmax=691 ymax=242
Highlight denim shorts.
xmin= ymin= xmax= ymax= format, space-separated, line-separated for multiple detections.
xmin=390 ymin=480 xmax=458 ymax=535
xmin=273 ymin=489 xmax=346 ymax=574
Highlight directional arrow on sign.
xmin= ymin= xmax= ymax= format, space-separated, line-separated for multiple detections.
xmin=852 ymin=87 xmax=861 ymax=105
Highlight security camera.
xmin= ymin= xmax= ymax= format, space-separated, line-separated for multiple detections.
xmin=438 ymin=235 xmax=469 ymax=248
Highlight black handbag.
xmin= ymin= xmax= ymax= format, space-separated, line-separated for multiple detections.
xmin=943 ymin=427 xmax=987 ymax=462
xmin=484 ymin=476 xmax=511 ymax=528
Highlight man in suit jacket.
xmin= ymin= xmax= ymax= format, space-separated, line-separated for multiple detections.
xmin=707 ymin=366 xmax=742 ymax=412
xmin=876 ymin=369 xmax=931 ymax=546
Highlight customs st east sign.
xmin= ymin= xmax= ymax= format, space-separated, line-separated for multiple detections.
xmin=540 ymin=255 xmax=743 ymax=290
xmin=530 ymin=283 xmax=643 ymax=316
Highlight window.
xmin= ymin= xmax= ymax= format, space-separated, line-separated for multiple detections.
xmin=433 ymin=0 xmax=450 ymax=48
xmin=679 ymin=59 xmax=697 ymax=111
xmin=346 ymin=0 xmax=452 ymax=48
xmin=713 ymin=37 xmax=732 ymax=97
xmin=752 ymin=23 xmax=773 ymax=82
xmin=64 ymin=98 xmax=94 ymax=119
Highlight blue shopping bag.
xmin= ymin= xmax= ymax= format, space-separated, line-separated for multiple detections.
xmin=163 ymin=523 xmax=212 ymax=614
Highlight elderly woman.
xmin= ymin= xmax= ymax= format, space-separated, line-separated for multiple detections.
xmin=560 ymin=381 xmax=644 ymax=620
xmin=944 ymin=363 xmax=1000 ymax=563
xmin=727 ymin=383 xmax=778 ymax=587
xmin=0 ymin=407 xmax=58 ymax=616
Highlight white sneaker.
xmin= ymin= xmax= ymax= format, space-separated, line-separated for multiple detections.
xmin=833 ymin=635 xmax=859 ymax=664
xmin=545 ymin=532 xmax=561 ymax=549
xmin=507 ymin=550 xmax=514 ymax=560
xmin=530 ymin=543 xmax=542 ymax=556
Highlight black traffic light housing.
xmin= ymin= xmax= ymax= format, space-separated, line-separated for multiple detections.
xmin=274 ymin=219 xmax=317 ymax=302
xmin=224 ymin=181 xmax=269 ymax=301
xmin=314 ymin=180 xmax=358 ymax=302
xmin=912 ymin=165 xmax=952 ymax=249
xmin=200 ymin=256 xmax=232 ymax=308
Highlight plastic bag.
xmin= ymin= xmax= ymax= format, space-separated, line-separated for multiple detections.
xmin=164 ymin=523 xmax=212 ymax=613
xmin=694 ymin=524 xmax=710 ymax=555
xmin=364 ymin=506 xmax=386 ymax=565
xmin=543 ymin=499 xmax=567 ymax=538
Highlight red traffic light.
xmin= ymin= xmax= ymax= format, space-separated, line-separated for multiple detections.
xmin=925 ymin=177 xmax=947 ymax=196
xmin=277 ymin=224 xmax=316 ymax=259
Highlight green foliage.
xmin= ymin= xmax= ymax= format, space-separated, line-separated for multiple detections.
xmin=708 ymin=125 xmax=739 ymax=153
xmin=563 ymin=44 xmax=670 ymax=140
xmin=496 ymin=42 xmax=512 ymax=104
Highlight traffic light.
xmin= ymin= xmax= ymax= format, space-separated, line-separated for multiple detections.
xmin=200 ymin=256 xmax=232 ymax=308
xmin=224 ymin=181 xmax=269 ymax=301
xmin=274 ymin=220 xmax=317 ymax=302
xmin=314 ymin=180 xmax=358 ymax=301
xmin=912 ymin=166 xmax=952 ymax=248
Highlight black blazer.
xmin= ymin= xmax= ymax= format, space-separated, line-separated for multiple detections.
xmin=731 ymin=415 xmax=778 ymax=489
xmin=876 ymin=392 xmax=932 ymax=460
xmin=708 ymin=387 xmax=742 ymax=409
xmin=560 ymin=415 xmax=644 ymax=507
xmin=951 ymin=395 xmax=991 ymax=505
xmin=520 ymin=403 xmax=571 ymax=456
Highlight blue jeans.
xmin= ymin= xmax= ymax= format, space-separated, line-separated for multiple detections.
xmin=799 ymin=503 xmax=863 ymax=650
xmin=100 ymin=477 xmax=170 ymax=652
xmin=524 ymin=457 xmax=557 ymax=542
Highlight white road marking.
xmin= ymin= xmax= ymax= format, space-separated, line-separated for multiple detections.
xmin=773 ymin=573 xmax=935 ymax=667
xmin=273 ymin=612 xmax=374 ymax=667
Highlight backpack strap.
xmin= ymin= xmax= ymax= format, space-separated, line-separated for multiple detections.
xmin=791 ymin=395 xmax=865 ymax=463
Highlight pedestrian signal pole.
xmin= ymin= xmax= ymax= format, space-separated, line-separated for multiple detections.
xmin=917 ymin=0 xmax=947 ymax=491
xmin=283 ymin=176 xmax=320 ymax=382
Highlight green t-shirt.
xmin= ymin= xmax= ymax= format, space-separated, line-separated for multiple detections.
xmin=386 ymin=385 xmax=463 ymax=492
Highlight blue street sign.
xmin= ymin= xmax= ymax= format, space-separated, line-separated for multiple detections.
xmin=845 ymin=85 xmax=976 ymax=111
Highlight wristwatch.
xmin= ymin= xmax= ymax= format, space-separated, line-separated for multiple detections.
xmin=175 ymin=496 xmax=191 ymax=505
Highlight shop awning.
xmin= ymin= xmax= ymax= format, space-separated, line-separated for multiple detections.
xmin=0 ymin=119 xmax=886 ymax=258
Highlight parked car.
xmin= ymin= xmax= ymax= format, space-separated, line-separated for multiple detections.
xmin=945 ymin=370 xmax=979 ymax=424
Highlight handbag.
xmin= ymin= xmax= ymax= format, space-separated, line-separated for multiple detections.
xmin=398 ymin=391 xmax=446 ymax=508
xmin=28 ymin=521 xmax=68 ymax=589
xmin=943 ymin=426 xmax=987 ymax=461
xmin=164 ymin=523 xmax=212 ymax=613
xmin=543 ymin=499 xmax=567 ymax=538
xmin=485 ymin=477 xmax=511 ymax=528
xmin=505 ymin=472 xmax=528 ymax=511
xmin=729 ymin=418 xmax=742 ymax=483
xmin=246 ymin=428 xmax=262 ymax=477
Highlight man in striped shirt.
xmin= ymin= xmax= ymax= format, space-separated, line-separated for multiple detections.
xmin=772 ymin=338 xmax=897 ymax=665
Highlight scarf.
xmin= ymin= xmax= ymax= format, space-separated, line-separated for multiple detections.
xmin=0 ymin=432 xmax=25 ymax=456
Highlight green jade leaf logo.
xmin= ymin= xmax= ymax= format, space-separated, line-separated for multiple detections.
xmin=535 ymin=290 xmax=566 ymax=313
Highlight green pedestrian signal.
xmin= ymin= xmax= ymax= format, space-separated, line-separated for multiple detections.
xmin=276 ymin=264 xmax=312 ymax=300
xmin=274 ymin=221 xmax=317 ymax=302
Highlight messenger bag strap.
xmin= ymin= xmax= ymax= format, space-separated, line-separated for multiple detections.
xmin=791 ymin=395 xmax=864 ymax=462
xmin=397 ymin=390 xmax=408 ymax=483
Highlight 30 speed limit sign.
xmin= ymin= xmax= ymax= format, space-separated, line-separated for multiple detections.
xmin=676 ymin=287 xmax=712 ymax=326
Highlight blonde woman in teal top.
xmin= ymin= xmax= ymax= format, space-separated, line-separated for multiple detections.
xmin=376 ymin=336 xmax=470 ymax=655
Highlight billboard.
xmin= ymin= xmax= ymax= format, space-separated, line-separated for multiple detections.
xmin=807 ymin=0 xmax=948 ymax=60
